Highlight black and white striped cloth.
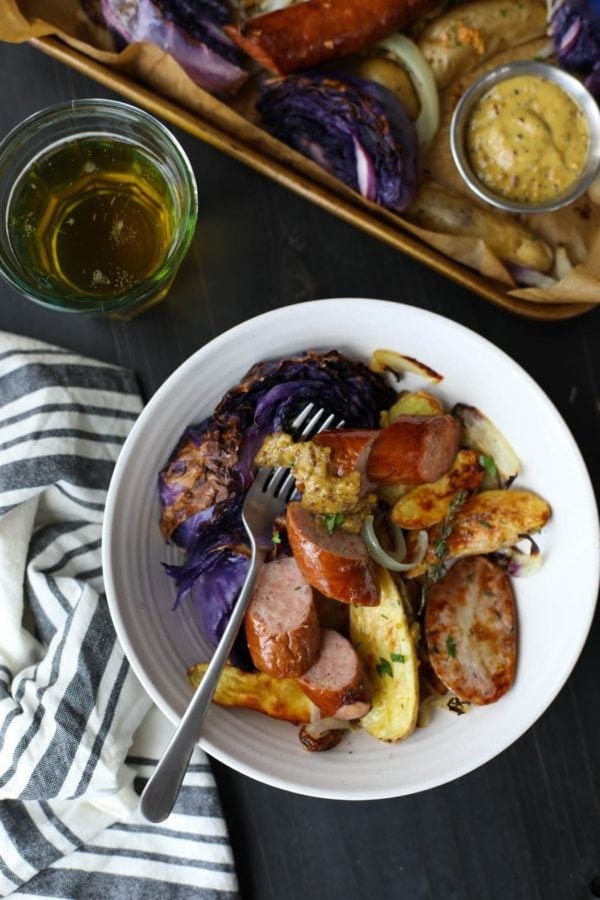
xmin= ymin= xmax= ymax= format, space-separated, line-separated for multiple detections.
xmin=0 ymin=331 xmax=239 ymax=899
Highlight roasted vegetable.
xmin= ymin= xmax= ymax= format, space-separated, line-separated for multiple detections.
xmin=257 ymin=73 xmax=420 ymax=213
xmin=391 ymin=449 xmax=485 ymax=529
xmin=407 ymin=488 xmax=551 ymax=576
xmin=551 ymin=0 xmax=600 ymax=97
xmin=407 ymin=181 xmax=555 ymax=273
xmin=452 ymin=403 xmax=520 ymax=488
xmin=417 ymin=0 xmax=547 ymax=88
xmin=350 ymin=568 xmax=419 ymax=741
xmin=188 ymin=662 xmax=313 ymax=723
xmin=101 ymin=0 xmax=247 ymax=94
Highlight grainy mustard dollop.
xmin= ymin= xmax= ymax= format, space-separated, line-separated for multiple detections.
xmin=466 ymin=74 xmax=589 ymax=204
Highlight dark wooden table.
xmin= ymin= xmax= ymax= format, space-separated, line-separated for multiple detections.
xmin=1 ymin=40 xmax=600 ymax=900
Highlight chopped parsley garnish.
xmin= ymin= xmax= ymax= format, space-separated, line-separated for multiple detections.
xmin=391 ymin=653 xmax=406 ymax=664
xmin=446 ymin=635 xmax=457 ymax=658
xmin=324 ymin=512 xmax=345 ymax=535
xmin=478 ymin=454 xmax=498 ymax=481
xmin=376 ymin=657 xmax=394 ymax=678
xmin=272 ymin=530 xmax=282 ymax=544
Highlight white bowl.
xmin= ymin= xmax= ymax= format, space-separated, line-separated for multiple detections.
xmin=103 ymin=298 xmax=599 ymax=800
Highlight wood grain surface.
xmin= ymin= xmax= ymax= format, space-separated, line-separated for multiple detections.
xmin=1 ymin=40 xmax=599 ymax=900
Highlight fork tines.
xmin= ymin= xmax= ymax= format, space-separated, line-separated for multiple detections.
xmin=262 ymin=403 xmax=344 ymax=501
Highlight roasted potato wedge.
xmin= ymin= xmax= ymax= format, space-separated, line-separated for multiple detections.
xmin=407 ymin=489 xmax=551 ymax=577
xmin=389 ymin=389 xmax=445 ymax=420
xmin=188 ymin=663 xmax=312 ymax=724
xmin=350 ymin=569 xmax=419 ymax=742
xmin=407 ymin=181 xmax=554 ymax=273
xmin=417 ymin=0 xmax=547 ymax=88
xmin=392 ymin=449 xmax=485 ymax=529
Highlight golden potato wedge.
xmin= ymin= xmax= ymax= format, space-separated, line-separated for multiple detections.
xmin=188 ymin=663 xmax=312 ymax=725
xmin=388 ymin=389 xmax=445 ymax=420
xmin=392 ymin=450 xmax=485 ymax=529
xmin=350 ymin=569 xmax=419 ymax=742
xmin=407 ymin=181 xmax=554 ymax=273
xmin=417 ymin=0 xmax=547 ymax=88
xmin=406 ymin=489 xmax=551 ymax=577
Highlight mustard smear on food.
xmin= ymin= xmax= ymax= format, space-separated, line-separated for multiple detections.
xmin=465 ymin=74 xmax=589 ymax=204
xmin=255 ymin=433 xmax=375 ymax=530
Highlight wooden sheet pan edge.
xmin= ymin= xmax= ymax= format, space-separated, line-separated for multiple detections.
xmin=30 ymin=36 xmax=593 ymax=322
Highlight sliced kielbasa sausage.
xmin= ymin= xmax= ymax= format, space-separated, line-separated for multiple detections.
xmin=299 ymin=628 xmax=372 ymax=720
xmin=286 ymin=502 xmax=380 ymax=606
xmin=245 ymin=555 xmax=320 ymax=678
xmin=424 ymin=555 xmax=517 ymax=705
xmin=366 ymin=414 xmax=460 ymax=485
xmin=313 ymin=429 xmax=379 ymax=477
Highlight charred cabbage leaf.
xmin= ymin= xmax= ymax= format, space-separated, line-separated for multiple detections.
xmin=101 ymin=0 xmax=246 ymax=94
xmin=551 ymin=0 xmax=600 ymax=97
xmin=159 ymin=350 xmax=396 ymax=656
xmin=257 ymin=73 xmax=420 ymax=213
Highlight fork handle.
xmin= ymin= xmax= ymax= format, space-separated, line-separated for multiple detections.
xmin=140 ymin=544 xmax=268 ymax=823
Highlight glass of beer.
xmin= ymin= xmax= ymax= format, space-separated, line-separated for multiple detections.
xmin=0 ymin=99 xmax=198 ymax=317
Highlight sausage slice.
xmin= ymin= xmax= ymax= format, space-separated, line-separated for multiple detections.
xmin=313 ymin=429 xmax=379 ymax=476
xmin=299 ymin=628 xmax=372 ymax=720
xmin=366 ymin=414 xmax=460 ymax=485
xmin=424 ymin=556 xmax=517 ymax=705
xmin=245 ymin=556 xmax=320 ymax=678
xmin=286 ymin=502 xmax=380 ymax=606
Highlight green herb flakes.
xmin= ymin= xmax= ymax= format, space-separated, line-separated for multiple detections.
xmin=272 ymin=530 xmax=282 ymax=545
xmin=324 ymin=512 xmax=345 ymax=535
xmin=391 ymin=653 xmax=406 ymax=664
xmin=376 ymin=657 xmax=394 ymax=678
xmin=478 ymin=454 xmax=498 ymax=480
xmin=446 ymin=635 xmax=457 ymax=658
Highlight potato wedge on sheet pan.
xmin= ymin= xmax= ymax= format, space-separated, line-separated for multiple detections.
xmin=350 ymin=569 xmax=419 ymax=742
xmin=188 ymin=663 xmax=312 ymax=724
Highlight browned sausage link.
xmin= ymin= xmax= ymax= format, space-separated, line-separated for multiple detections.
xmin=244 ymin=556 xmax=321 ymax=678
xmin=313 ymin=429 xmax=379 ymax=479
xmin=424 ymin=556 xmax=517 ymax=705
xmin=299 ymin=628 xmax=372 ymax=719
xmin=286 ymin=502 xmax=380 ymax=606
xmin=225 ymin=0 xmax=439 ymax=75
xmin=366 ymin=414 xmax=460 ymax=485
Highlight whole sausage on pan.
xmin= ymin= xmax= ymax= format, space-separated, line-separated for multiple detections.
xmin=245 ymin=555 xmax=321 ymax=678
xmin=286 ymin=502 xmax=380 ymax=605
xmin=424 ymin=555 xmax=517 ymax=704
xmin=225 ymin=0 xmax=440 ymax=75
xmin=366 ymin=414 xmax=460 ymax=485
xmin=298 ymin=628 xmax=372 ymax=720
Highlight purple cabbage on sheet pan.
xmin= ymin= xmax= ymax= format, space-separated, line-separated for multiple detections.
xmin=551 ymin=0 xmax=600 ymax=98
xmin=101 ymin=0 xmax=247 ymax=94
xmin=256 ymin=73 xmax=420 ymax=213
xmin=159 ymin=350 xmax=396 ymax=657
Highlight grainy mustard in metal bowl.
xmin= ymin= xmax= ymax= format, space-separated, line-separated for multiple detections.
xmin=450 ymin=60 xmax=600 ymax=214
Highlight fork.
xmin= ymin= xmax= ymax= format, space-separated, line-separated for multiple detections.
xmin=140 ymin=403 xmax=342 ymax=823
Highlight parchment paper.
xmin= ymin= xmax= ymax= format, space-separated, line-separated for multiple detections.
xmin=2 ymin=0 xmax=598 ymax=307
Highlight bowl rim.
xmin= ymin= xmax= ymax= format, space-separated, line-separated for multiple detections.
xmin=450 ymin=60 xmax=600 ymax=214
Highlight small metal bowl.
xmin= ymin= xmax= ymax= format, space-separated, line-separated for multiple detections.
xmin=450 ymin=60 xmax=600 ymax=214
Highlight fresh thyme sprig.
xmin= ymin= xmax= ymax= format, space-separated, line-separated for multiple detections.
xmin=419 ymin=489 xmax=468 ymax=613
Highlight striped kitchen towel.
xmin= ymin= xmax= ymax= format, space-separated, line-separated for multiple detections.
xmin=0 ymin=331 xmax=239 ymax=899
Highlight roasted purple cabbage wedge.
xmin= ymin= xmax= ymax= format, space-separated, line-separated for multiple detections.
xmin=101 ymin=0 xmax=247 ymax=94
xmin=159 ymin=350 xmax=396 ymax=655
xmin=257 ymin=72 xmax=420 ymax=213
xmin=551 ymin=0 xmax=600 ymax=97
